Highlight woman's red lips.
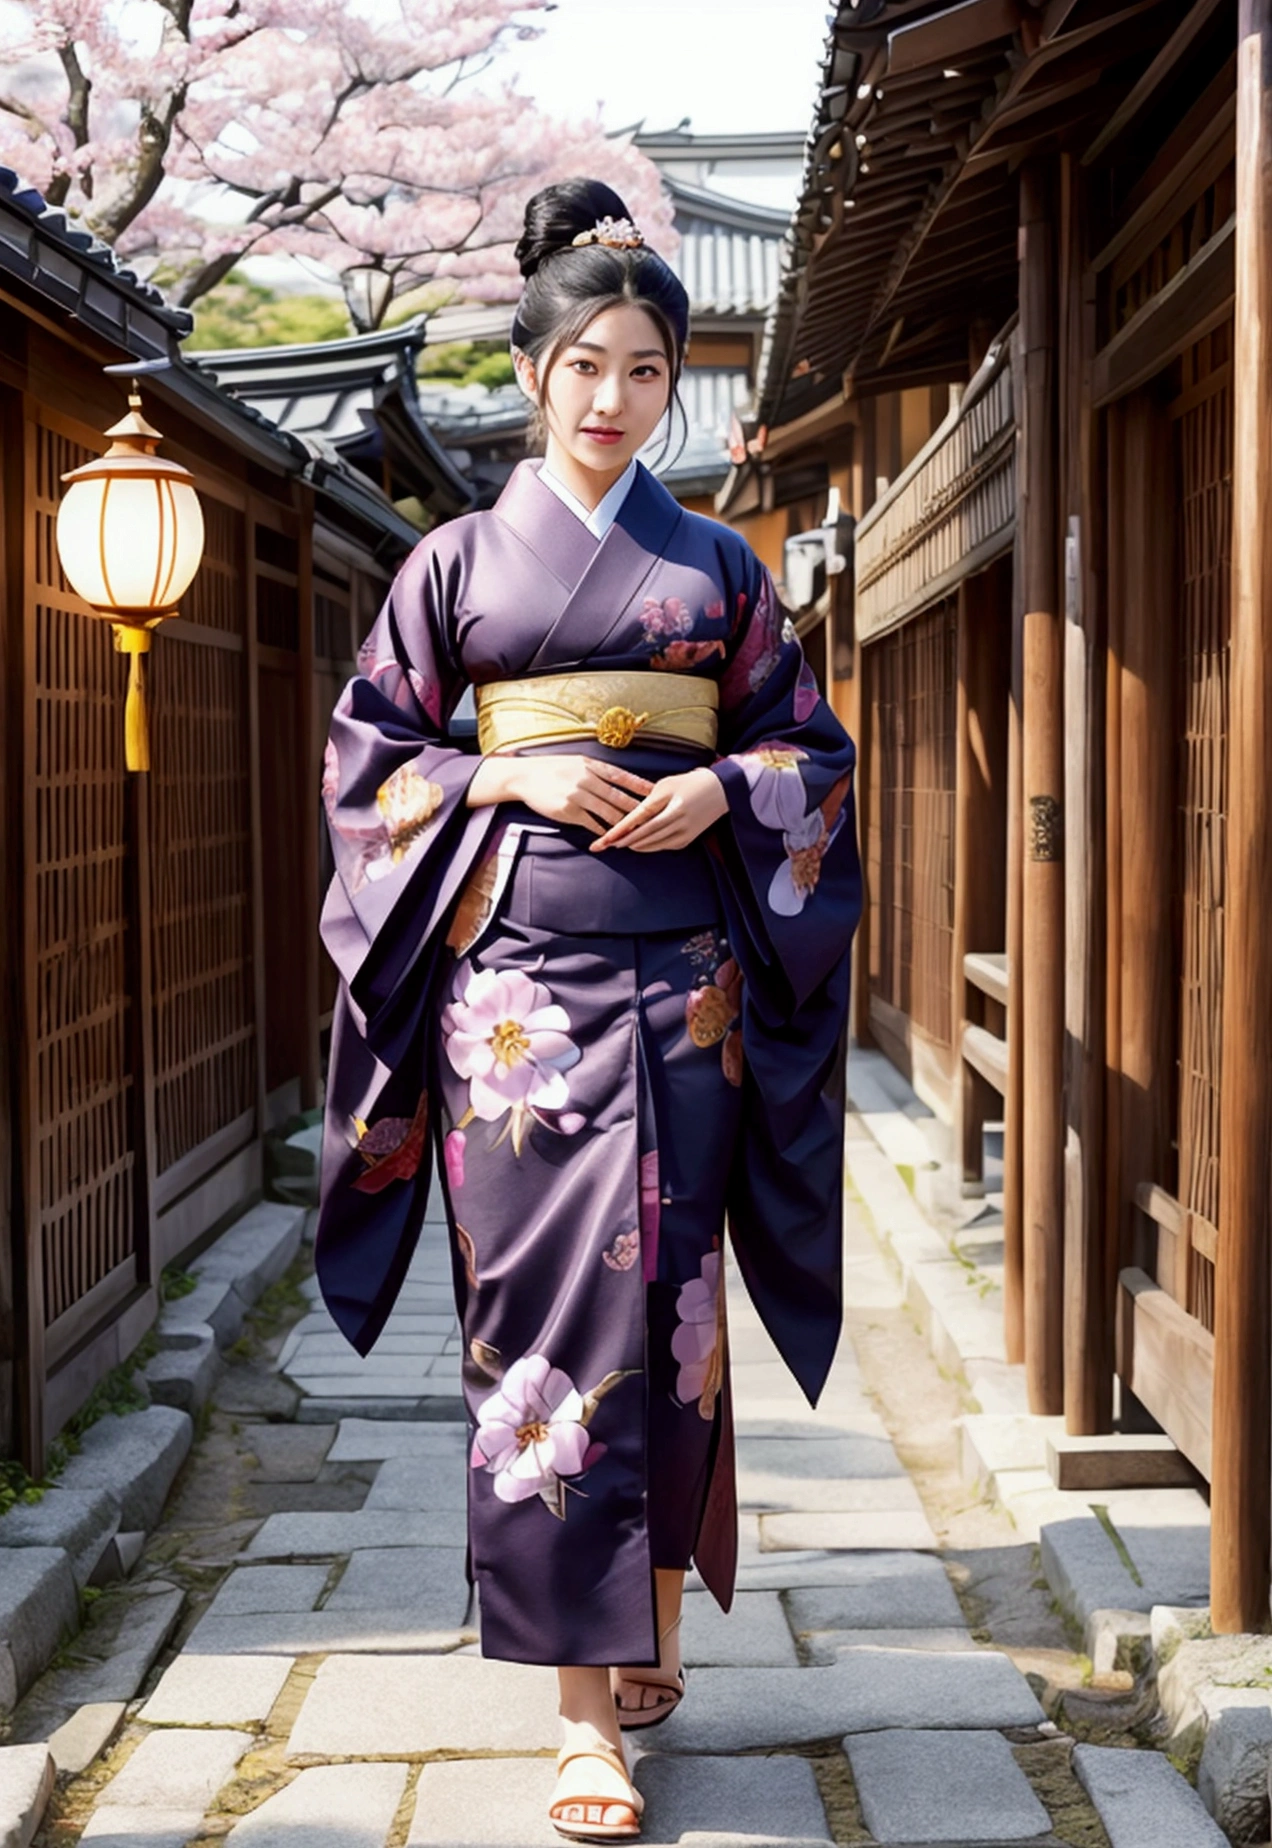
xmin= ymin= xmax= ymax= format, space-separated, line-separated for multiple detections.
xmin=582 ymin=427 xmax=624 ymax=439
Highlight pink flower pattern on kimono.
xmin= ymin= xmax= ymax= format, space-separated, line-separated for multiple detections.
xmin=444 ymin=1128 xmax=466 ymax=1192
xmin=651 ymin=637 xmax=726 ymax=672
xmin=672 ymin=1248 xmax=725 ymax=1420
xmin=639 ymin=595 xmax=695 ymax=646
xmin=720 ymin=579 xmax=786 ymax=704
xmin=470 ymin=1355 xmax=635 ymax=1518
xmin=470 ymin=1356 xmax=590 ymax=1506
xmin=442 ymin=965 xmax=583 ymax=1155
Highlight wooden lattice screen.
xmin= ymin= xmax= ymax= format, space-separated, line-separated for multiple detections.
xmin=149 ymin=496 xmax=256 ymax=1183
xmin=1173 ymin=334 xmax=1232 ymax=1334
xmin=27 ymin=415 xmax=139 ymax=1344
xmin=866 ymin=600 xmax=959 ymax=1055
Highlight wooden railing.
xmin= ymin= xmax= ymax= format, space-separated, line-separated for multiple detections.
xmin=855 ymin=334 xmax=1016 ymax=644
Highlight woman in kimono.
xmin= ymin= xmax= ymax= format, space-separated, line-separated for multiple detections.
xmin=317 ymin=177 xmax=861 ymax=1840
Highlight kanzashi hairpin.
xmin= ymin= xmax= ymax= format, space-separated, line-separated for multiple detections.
xmin=571 ymin=215 xmax=645 ymax=250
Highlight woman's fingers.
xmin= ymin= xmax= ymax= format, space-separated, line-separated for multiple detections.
xmin=591 ymin=761 xmax=655 ymax=798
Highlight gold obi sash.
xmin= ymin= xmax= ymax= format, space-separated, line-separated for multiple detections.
xmin=476 ymin=670 xmax=719 ymax=755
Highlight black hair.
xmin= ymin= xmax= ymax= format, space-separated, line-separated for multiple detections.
xmin=511 ymin=177 xmax=691 ymax=465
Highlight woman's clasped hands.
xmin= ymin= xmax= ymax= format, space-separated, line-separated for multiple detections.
xmin=467 ymin=751 xmax=729 ymax=850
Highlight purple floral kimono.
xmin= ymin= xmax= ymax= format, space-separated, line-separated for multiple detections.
xmin=317 ymin=457 xmax=861 ymax=1666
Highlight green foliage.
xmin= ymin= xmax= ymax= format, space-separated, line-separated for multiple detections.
xmin=189 ymin=272 xmax=351 ymax=349
xmin=0 ymin=1458 xmax=47 ymax=1517
xmin=417 ymin=340 xmax=514 ymax=388
xmin=160 ymin=1266 xmax=198 ymax=1303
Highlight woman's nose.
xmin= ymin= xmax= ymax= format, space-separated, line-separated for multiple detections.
xmin=592 ymin=374 xmax=623 ymax=415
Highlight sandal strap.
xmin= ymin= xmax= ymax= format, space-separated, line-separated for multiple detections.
xmin=554 ymin=1744 xmax=644 ymax=1818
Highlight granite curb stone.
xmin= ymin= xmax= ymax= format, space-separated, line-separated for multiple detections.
xmin=0 ymin=1745 xmax=55 ymax=1848
xmin=142 ymin=1325 xmax=219 ymax=1414
xmin=0 ymin=1549 xmax=79 ymax=1712
xmin=191 ymin=1200 xmax=306 ymax=1305
xmin=56 ymin=1405 xmax=193 ymax=1532
xmin=0 ymin=1488 xmax=119 ymax=1589
xmin=158 ymin=1275 xmax=245 ymax=1348
xmin=1195 ymin=1686 xmax=1272 ymax=1841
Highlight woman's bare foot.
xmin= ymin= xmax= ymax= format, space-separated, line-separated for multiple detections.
xmin=611 ymin=1568 xmax=685 ymax=1728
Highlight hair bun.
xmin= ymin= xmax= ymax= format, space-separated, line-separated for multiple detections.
xmin=515 ymin=177 xmax=634 ymax=278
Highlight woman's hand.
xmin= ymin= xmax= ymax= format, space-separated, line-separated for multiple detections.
xmin=591 ymin=767 xmax=729 ymax=853
xmin=466 ymin=753 xmax=653 ymax=835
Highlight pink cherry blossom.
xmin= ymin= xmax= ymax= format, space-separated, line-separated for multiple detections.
xmin=671 ymin=1249 xmax=723 ymax=1415
xmin=470 ymin=1354 xmax=589 ymax=1504
xmin=0 ymin=1 xmax=676 ymax=327
xmin=442 ymin=965 xmax=580 ymax=1123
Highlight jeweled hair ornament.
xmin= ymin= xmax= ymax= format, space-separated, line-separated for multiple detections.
xmin=571 ymin=215 xmax=645 ymax=250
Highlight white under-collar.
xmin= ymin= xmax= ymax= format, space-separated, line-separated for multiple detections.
xmin=538 ymin=457 xmax=638 ymax=539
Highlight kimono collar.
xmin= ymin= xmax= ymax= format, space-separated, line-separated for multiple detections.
xmin=538 ymin=456 xmax=638 ymax=539
xmin=493 ymin=458 xmax=681 ymax=593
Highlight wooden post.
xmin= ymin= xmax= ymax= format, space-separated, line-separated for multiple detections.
xmin=1212 ymin=0 xmax=1272 ymax=1635
xmin=1058 ymin=153 xmax=1110 ymax=1434
xmin=1003 ymin=460 xmax=1025 ymax=1367
xmin=296 ymin=487 xmax=321 ymax=1113
xmin=955 ymin=568 xmax=1010 ymax=1186
xmin=1019 ymin=162 xmax=1065 ymax=1415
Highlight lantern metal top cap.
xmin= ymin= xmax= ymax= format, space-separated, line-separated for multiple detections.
xmin=59 ymin=381 xmax=195 ymax=487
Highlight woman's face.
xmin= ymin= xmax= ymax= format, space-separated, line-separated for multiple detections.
xmin=518 ymin=301 xmax=673 ymax=492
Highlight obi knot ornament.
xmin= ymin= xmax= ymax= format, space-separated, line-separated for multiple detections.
xmin=594 ymin=705 xmax=645 ymax=749
xmin=54 ymin=382 xmax=206 ymax=772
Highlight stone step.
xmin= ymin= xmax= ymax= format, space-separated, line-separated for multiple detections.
xmin=844 ymin=1729 xmax=1052 ymax=1843
xmin=1072 ymin=1742 xmax=1229 ymax=1847
xmin=191 ymin=1200 xmax=307 ymax=1307
xmin=56 ymin=1405 xmax=193 ymax=1533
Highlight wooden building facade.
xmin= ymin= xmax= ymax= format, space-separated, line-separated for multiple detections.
xmin=722 ymin=0 xmax=1272 ymax=1629
xmin=0 ymin=172 xmax=423 ymax=1472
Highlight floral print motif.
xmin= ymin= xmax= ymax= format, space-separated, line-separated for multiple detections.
xmin=356 ymin=637 xmax=443 ymax=726
xmin=444 ymin=1128 xmax=467 ymax=1192
xmin=736 ymin=748 xmax=850 ymax=918
xmin=350 ymin=1091 xmax=429 ymax=1193
xmin=720 ymin=577 xmax=787 ymax=706
xmin=602 ymin=1229 xmax=640 ymax=1272
xmin=640 ymin=593 xmax=729 ymax=671
xmin=672 ymin=1247 xmax=725 ymax=1420
xmin=470 ymin=1355 xmax=634 ymax=1519
xmin=681 ymin=933 xmax=744 ymax=1085
xmin=652 ymin=637 xmax=726 ymax=672
xmin=376 ymin=765 xmax=444 ymax=864
xmin=442 ymin=965 xmax=583 ymax=1156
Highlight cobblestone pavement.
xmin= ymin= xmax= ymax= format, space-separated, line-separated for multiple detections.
xmin=25 ymin=1181 xmax=1171 ymax=1848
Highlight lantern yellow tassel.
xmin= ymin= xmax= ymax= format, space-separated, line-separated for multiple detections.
xmin=113 ymin=625 xmax=152 ymax=773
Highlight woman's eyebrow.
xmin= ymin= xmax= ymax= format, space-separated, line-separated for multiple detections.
xmin=570 ymin=341 xmax=666 ymax=360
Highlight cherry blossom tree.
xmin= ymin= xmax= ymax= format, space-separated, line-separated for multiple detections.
xmin=0 ymin=0 xmax=675 ymax=328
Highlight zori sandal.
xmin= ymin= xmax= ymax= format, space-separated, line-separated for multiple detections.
xmin=549 ymin=1728 xmax=644 ymax=1842
xmin=612 ymin=1615 xmax=685 ymax=1732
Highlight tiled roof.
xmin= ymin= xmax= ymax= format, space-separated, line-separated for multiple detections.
xmin=0 ymin=165 xmax=192 ymax=353
xmin=664 ymin=179 xmax=786 ymax=320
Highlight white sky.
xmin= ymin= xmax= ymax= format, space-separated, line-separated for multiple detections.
xmin=500 ymin=0 xmax=831 ymax=139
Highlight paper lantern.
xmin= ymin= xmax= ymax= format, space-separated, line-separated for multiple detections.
xmin=55 ymin=384 xmax=205 ymax=771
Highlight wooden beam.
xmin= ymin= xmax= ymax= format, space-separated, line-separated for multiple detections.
xmin=1117 ymin=1268 xmax=1214 ymax=1478
xmin=888 ymin=0 xmax=1021 ymax=77
xmin=1212 ymin=0 xmax=1272 ymax=1636
xmin=296 ymin=486 xmax=321 ymax=1113
xmin=1091 ymin=218 xmax=1234 ymax=408
xmin=1018 ymin=161 xmax=1065 ymax=1415
xmin=1082 ymin=0 xmax=1230 ymax=167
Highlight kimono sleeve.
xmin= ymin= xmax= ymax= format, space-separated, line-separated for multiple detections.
xmin=316 ymin=535 xmax=498 ymax=1357
xmin=708 ymin=553 xmax=863 ymax=1406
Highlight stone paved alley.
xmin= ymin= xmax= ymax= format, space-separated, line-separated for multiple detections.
xmin=12 ymin=1120 xmax=1227 ymax=1848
